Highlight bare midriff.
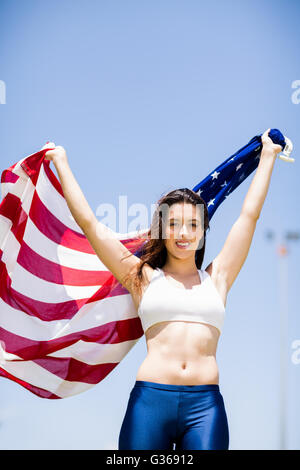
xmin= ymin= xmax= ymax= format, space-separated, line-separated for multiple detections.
xmin=136 ymin=320 xmax=220 ymax=385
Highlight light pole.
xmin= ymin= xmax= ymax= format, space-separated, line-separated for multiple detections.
xmin=265 ymin=229 xmax=300 ymax=450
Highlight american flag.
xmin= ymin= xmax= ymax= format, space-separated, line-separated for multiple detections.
xmin=0 ymin=129 xmax=286 ymax=399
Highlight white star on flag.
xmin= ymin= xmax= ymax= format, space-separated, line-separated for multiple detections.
xmin=211 ymin=171 xmax=220 ymax=180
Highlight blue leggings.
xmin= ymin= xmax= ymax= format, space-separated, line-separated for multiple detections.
xmin=118 ymin=381 xmax=229 ymax=450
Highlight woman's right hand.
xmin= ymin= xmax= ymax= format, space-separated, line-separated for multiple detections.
xmin=41 ymin=141 xmax=68 ymax=165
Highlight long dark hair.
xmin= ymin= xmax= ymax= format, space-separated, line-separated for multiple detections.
xmin=122 ymin=188 xmax=210 ymax=297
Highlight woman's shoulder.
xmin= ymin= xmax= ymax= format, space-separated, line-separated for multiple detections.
xmin=204 ymin=261 xmax=228 ymax=308
xmin=129 ymin=263 xmax=158 ymax=312
xmin=141 ymin=262 xmax=157 ymax=284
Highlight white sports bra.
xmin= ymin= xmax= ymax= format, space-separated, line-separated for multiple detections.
xmin=138 ymin=267 xmax=225 ymax=335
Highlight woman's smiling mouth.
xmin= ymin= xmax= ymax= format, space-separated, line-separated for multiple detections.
xmin=175 ymin=241 xmax=191 ymax=249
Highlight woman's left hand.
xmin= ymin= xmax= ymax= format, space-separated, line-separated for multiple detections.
xmin=261 ymin=128 xmax=283 ymax=157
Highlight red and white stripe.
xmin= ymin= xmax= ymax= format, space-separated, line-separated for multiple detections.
xmin=0 ymin=150 xmax=146 ymax=399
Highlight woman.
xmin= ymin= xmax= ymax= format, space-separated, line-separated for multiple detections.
xmin=43 ymin=128 xmax=282 ymax=450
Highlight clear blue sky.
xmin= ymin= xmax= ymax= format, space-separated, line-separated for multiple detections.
xmin=0 ymin=0 xmax=299 ymax=450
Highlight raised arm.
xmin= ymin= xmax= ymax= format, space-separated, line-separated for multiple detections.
xmin=43 ymin=143 xmax=140 ymax=290
xmin=207 ymin=128 xmax=283 ymax=293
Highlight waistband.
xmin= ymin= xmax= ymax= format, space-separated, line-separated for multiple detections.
xmin=134 ymin=380 xmax=220 ymax=392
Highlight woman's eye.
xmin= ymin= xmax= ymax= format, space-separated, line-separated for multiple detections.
xmin=169 ymin=222 xmax=197 ymax=227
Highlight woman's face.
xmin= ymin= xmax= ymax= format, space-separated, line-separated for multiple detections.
xmin=163 ymin=202 xmax=204 ymax=257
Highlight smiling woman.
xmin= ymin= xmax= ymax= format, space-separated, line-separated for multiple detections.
xmin=116 ymin=129 xmax=283 ymax=449
xmin=117 ymin=188 xmax=231 ymax=450
xmin=0 ymin=126 xmax=285 ymax=449
xmin=164 ymin=201 xmax=205 ymax=256
xmin=120 ymin=188 xmax=210 ymax=299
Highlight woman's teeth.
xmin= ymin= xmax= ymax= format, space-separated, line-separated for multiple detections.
xmin=176 ymin=241 xmax=190 ymax=248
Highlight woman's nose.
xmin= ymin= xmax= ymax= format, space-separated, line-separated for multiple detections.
xmin=178 ymin=224 xmax=189 ymax=236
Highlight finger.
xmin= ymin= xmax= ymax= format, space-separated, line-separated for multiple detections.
xmin=41 ymin=146 xmax=55 ymax=151
xmin=41 ymin=142 xmax=56 ymax=150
